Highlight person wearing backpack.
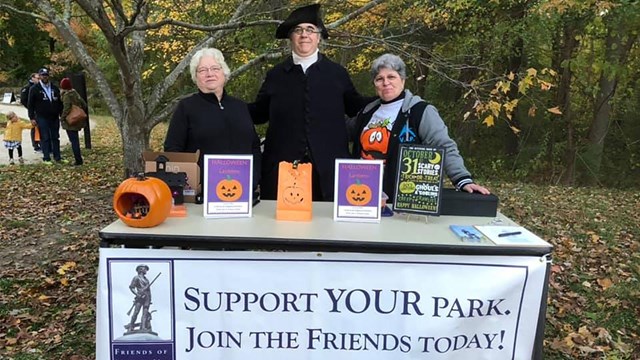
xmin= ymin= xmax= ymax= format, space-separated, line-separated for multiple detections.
xmin=59 ymin=78 xmax=87 ymax=166
xmin=349 ymin=54 xmax=490 ymax=203
xmin=20 ymin=72 xmax=41 ymax=152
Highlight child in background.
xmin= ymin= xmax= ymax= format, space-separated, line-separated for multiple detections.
xmin=3 ymin=111 xmax=33 ymax=165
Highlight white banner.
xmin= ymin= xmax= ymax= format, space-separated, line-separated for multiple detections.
xmin=97 ymin=248 xmax=549 ymax=360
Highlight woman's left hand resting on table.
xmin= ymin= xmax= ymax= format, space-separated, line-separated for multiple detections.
xmin=461 ymin=183 xmax=491 ymax=195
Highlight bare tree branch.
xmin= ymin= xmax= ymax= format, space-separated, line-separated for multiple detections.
xmin=0 ymin=3 xmax=49 ymax=22
xmin=146 ymin=0 xmax=256 ymax=121
xmin=230 ymin=50 xmax=286 ymax=78
xmin=118 ymin=18 xmax=280 ymax=38
xmin=326 ymin=0 xmax=386 ymax=29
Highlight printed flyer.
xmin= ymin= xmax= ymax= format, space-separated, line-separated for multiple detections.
xmin=393 ymin=145 xmax=445 ymax=215
xmin=333 ymin=159 xmax=384 ymax=223
xmin=203 ymin=155 xmax=253 ymax=218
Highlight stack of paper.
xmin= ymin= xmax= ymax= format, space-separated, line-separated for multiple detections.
xmin=474 ymin=225 xmax=548 ymax=246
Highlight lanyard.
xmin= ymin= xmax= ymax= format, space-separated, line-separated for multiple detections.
xmin=40 ymin=82 xmax=53 ymax=101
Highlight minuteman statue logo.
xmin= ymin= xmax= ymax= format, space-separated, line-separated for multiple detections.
xmin=124 ymin=264 xmax=161 ymax=336
xmin=112 ymin=262 xmax=174 ymax=360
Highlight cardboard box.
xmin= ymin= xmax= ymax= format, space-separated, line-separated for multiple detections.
xmin=143 ymin=150 xmax=200 ymax=203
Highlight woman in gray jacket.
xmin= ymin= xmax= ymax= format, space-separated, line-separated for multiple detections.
xmin=350 ymin=53 xmax=490 ymax=202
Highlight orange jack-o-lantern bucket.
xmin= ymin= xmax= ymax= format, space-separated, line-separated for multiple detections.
xmin=113 ymin=174 xmax=173 ymax=228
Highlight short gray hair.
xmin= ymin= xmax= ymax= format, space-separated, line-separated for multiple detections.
xmin=371 ymin=54 xmax=407 ymax=81
xmin=190 ymin=48 xmax=231 ymax=83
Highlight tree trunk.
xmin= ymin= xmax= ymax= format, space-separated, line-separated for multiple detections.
xmin=120 ymin=110 xmax=151 ymax=178
xmin=556 ymin=17 xmax=582 ymax=185
xmin=580 ymin=30 xmax=636 ymax=185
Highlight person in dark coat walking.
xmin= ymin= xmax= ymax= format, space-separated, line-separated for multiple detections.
xmin=28 ymin=68 xmax=65 ymax=164
xmin=249 ymin=4 xmax=369 ymax=201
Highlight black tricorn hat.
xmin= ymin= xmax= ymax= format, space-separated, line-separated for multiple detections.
xmin=275 ymin=4 xmax=329 ymax=39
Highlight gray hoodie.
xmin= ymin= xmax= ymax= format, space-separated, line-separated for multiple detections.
xmin=350 ymin=89 xmax=474 ymax=192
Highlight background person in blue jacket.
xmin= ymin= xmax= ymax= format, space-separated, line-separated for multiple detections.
xmin=28 ymin=68 xmax=65 ymax=164
xmin=249 ymin=4 xmax=370 ymax=201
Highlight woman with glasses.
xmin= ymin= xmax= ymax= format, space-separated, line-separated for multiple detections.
xmin=164 ymin=47 xmax=262 ymax=194
xmin=249 ymin=4 xmax=370 ymax=201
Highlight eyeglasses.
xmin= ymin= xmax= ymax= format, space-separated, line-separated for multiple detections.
xmin=196 ymin=65 xmax=223 ymax=74
xmin=291 ymin=26 xmax=320 ymax=36
xmin=374 ymin=73 xmax=400 ymax=84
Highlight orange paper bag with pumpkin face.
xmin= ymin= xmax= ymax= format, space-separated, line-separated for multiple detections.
xmin=276 ymin=160 xmax=312 ymax=221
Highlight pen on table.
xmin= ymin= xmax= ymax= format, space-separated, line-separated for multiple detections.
xmin=498 ymin=231 xmax=522 ymax=237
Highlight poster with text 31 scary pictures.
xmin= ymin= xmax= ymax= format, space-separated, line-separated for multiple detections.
xmin=203 ymin=155 xmax=253 ymax=218
xmin=334 ymin=159 xmax=384 ymax=223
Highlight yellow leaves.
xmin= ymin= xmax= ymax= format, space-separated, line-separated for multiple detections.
xmin=57 ymin=261 xmax=76 ymax=275
xmin=586 ymin=231 xmax=601 ymax=243
xmin=488 ymin=100 xmax=502 ymax=117
xmin=38 ymin=294 xmax=50 ymax=302
xmin=483 ymin=115 xmax=495 ymax=127
xmin=348 ymin=54 xmax=371 ymax=73
xmin=503 ymin=99 xmax=519 ymax=114
xmin=518 ymin=75 xmax=534 ymax=94
xmin=495 ymin=80 xmax=511 ymax=95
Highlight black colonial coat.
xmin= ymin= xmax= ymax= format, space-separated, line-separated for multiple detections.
xmin=249 ymin=54 xmax=369 ymax=201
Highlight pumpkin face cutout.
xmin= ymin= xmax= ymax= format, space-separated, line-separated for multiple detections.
xmin=346 ymin=180 xmax=372 ymax=206
xmin=283 ymin=181 xmax=305 ymax=205
xmin=360 ymin=126 xmax=391 ymax=160
xmin=113 ymin=174 xmax=172 ymax=228
xmin=216 ymin=175 xmax=243 ymax=202
xmin=276 ymin=161 xmax=313 ymax=221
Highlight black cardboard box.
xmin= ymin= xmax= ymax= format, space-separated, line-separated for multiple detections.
xmin=440 ymin=188 xmax=499 ymax=217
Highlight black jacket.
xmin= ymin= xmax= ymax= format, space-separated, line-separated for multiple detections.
xmin=27 ymin=82 xmax=62 ymax=120
xmin=164 ymin=91 xmax=262 ymax=190
xmin=249 ymin=54 xmax=369 ymax=201
xmin=20 ymin=80 xmax=35 ymax=108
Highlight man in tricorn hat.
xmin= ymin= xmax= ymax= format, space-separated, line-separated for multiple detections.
xmin=249 ymin=4 xmax=370 ymax=201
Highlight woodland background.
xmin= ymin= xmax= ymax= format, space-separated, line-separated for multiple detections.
xmin=0 ymin=0 xmax=638 ymax=359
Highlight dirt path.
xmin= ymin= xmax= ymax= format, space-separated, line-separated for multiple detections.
xmin=0 ymin=102 xmax=95 ymax=165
